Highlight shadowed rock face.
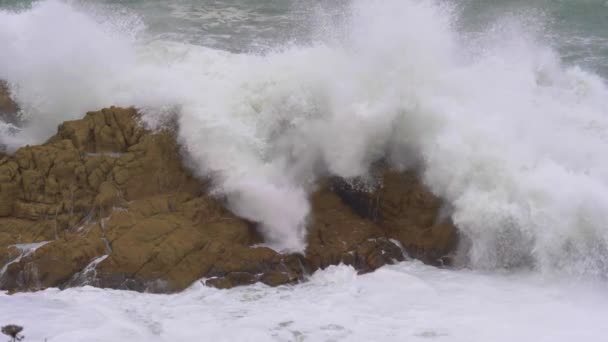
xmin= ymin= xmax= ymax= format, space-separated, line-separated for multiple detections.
xmin=332 ymin=170 xmax=458 ymax=266
xmin=0 ymin=107 xmax=458 ymax=293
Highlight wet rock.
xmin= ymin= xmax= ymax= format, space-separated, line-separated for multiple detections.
xmin=1 ymin=235 xmax=106 ymax=291
xmin=0 ymin=107 xmax=307 ymax=292
xmin=332 ymin=170 xmax=458 ymax=265
xmin=205 ymin=272 xmax=258 ymax=289
xmin=0 ymin=107 xmax=458 ymax=293
xmin=1 ymin=324 xmax=24 ymax=341
xmin=0 ymin=81 xmax=19 ymax=124
xmin=305 ymin=186 xmax=405 ymax=272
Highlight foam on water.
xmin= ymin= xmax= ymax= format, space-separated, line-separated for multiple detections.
xmin=1 ymin=0 xmax=608 ymax=273
xmin=1 ymin=263 xmax=607 ymax=341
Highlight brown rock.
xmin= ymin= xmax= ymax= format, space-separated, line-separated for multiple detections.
xmin=0 ymin=107 xmax=206 ymax=292
xmin=305 ymin=186 xmax=405 ymax=273
xmin=0 ymin=81 xmax=19 ymax=124
xmin=0 ymin=107 xmax=458 ymax=293
xmin=205 ymin=272 xmax=258 ymax=289
xmin=54 ymin=107 xmax=143 ymax=153
xmin=0 ymin=107 xmax=307 ymax=292
xmin=1 ymin=233 xmax=106 ymax=291
xmin=332 ymin=169 xmax=458 ymax=265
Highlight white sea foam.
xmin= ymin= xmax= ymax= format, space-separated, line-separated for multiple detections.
xmin=1 ymin=0 xmax=608 ymax=272
xmin=1 ymin=263 xmax=607 ymax=341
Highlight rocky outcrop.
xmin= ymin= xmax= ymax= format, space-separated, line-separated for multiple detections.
xmin=0 ymin=107 xmax=288 ymax=292
xmin=305 ymin=186 xmax=405 ymax=272
xmin=332 ymin=170 xmax=457 ymax=266
xmin=0 ymin=107 xmax=458 ymax=293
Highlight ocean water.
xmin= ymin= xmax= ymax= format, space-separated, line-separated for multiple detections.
xmin=2 ymin=263 xmax=608 ymax=342
xmin=1 ymin=0 xmax=608 ymax=340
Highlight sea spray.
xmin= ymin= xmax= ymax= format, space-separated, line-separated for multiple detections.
xmin=1 ymin=0 xmax=608 ymax=273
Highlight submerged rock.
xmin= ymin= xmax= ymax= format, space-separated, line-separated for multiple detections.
xmin=0 ymin=107 xmax=457 ymax=293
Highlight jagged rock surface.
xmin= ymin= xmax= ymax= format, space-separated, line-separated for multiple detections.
xmin=332 ymin=170 xmax=457 ymax=265
xmin=0 ymin=107 xmax=458 ymax=293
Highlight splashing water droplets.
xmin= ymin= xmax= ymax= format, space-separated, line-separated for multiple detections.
xmin=1 ymin=0 xmax=608 ymax=273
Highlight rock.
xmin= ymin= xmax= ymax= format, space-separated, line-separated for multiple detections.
xmin=305 ymin=185 xmax=405 ymax=273
xmin=0 ymin=81 xmax=19 ymax=124
xmin=205 ymin=272 xmax=258 ymax=289
xmin=332 ymin=169 xmax=458 ymax=265
xmin=1 ymin=235 xmax=106 ymax=291
xmin=0 ymin=107 xmax=458 ymax=293
xmin=0 ymin=81 xmax=19 ymax=153
xmin=1 ymin=324 xmax=24 ymax=341
xmin=0 ymin=107 xmax=308 ymax=292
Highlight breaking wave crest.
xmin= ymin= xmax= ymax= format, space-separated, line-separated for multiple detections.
xmin=2 ymin=0 xmax=608 ymax=276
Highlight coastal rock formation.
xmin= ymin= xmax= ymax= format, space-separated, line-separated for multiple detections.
xmin=305 ymin=186 xmax=405 ymax=272
xmin=332 ymin=171 xmax=457 ymax=266
xmin=0 ymin=106 xmax=457 ymax=293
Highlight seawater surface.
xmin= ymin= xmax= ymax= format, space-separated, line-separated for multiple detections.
xmin=2 ymin=263 xmax=608 ymax=342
